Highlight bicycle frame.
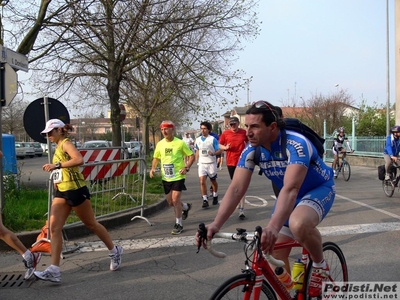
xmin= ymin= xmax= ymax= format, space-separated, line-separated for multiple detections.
xmin=247 ymin=240 xmax=309 ymax=300
xmin=201 ymin=225 xmax=348 ymax=300
xmin=335 ymin=152 xmax=350 ymax=172
xmin=202 ymin=227 xmax=311 ymax=300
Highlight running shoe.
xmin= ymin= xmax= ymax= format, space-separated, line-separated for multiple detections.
xmin=34 ymin=267 xmax=61 ymax=283
xmin=182 ymin=203 xmax=192 ymax=220
xmin=23 ymin=252 xmax=42 ymax=280
xmin=171 ymin=223 xmax=183 ymax=235
xmin=109 ymin=245 xmax=123 ymax=271
xmin=308 ymin=264 xmax=330 ymax=297
xmin=202 ymin=200 xmax=209 ymax=208
xmin=212 ymin=196 xmax=218 ymax=205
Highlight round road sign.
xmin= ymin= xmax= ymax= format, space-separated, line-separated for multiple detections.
xmin=23 ymin=97 xmax=70 ymax=143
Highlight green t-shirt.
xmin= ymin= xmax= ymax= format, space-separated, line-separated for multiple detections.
xmin=154 ymin=137 xmax=193 ymax=182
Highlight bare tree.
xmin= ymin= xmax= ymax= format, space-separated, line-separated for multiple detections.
xmin=1 ymin=98 xmax=30 ymax=137
xmin=3 ymin=0 xmax=260 ymax=148
xmin=295 ymin=89 xmax=356 ymax=135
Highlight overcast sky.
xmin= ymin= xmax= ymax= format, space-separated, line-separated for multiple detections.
xmin=231 ymin=0 xmax=396 ymax=110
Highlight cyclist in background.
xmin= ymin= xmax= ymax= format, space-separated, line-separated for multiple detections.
xmin=332 ymin=127 xmax=353 ymax=178
xmin=383 ymin=125 xmax=400 ymax=180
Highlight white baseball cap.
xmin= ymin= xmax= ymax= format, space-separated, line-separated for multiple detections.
xmin=41 ymin=119 xmax=65 ymax=135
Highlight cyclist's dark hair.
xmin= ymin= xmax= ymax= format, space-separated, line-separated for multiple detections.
xmin=246 ymin=101 xmax=285 ymax=129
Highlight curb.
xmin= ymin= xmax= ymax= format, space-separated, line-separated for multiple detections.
xmin=0 ymin=199 xmax=168 ymax=252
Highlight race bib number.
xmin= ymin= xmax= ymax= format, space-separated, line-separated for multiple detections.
xmin=52 ymin=169 xmax=63 ymax=184
xmin=201 ymin=148 xmax=208 ymax=156
xmin=163 ymin=164 xmax=175 ymax=178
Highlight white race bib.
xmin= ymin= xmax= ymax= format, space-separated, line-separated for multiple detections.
xmin=52 ymin=169 xmax=63 ymax=184
xmin=163 ymin=164 xmax=175 ymax=178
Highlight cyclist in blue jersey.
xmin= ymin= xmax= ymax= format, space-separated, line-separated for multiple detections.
xmin=383 ymin=125 xmax=400 ymax=180
xmin=196 ymin=101 xmax=335 ymax=297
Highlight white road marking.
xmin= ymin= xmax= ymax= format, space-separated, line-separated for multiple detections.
xmin=335 ymin=194 xmax=400 ymax=220
xmin=76 ymin=193 xmax=400 ymax=253
xmin=244 ymin=195 xmax=268 ymax=207
xmin=76 ymin=222 xmax=400 ymax=253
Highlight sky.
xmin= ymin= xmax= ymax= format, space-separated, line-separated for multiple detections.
xmin=15 ymin=0 xmax=397 ymax=124
xmin=230 ymin=0 xmax=396 ymax=111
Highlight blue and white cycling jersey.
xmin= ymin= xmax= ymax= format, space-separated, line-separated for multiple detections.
xmin=238 ymin=130 xmax=334 ymax=199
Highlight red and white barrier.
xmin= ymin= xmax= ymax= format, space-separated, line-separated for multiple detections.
xmin=80 ymin=160 xmax=138 ymax=181
xmin=79 ymin=148 xmax=121 ymax=163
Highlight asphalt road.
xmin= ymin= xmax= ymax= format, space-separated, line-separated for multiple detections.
xmin=1 ymin=160 xmax=400 ymax=299
xmin=17 ymin=155 xmax=52 ymax=188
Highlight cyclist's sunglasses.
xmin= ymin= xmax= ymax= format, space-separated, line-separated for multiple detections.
xmin=252 ymin=100 xmax=278 ymax=123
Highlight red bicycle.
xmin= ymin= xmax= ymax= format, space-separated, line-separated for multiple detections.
xmin=197 ymin=223 xmax=348 ymax=300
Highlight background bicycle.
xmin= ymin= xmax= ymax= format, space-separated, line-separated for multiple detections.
xmin=332 ymin=151 xmax=353 ymax=181
xmin=198 ymin=224 xmax=348 ymax=300
xmin=381 ymin=161 xmax=400 ymax=197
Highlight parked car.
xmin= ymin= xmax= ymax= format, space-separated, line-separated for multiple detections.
xmin=82 ymin=140 xmax=112 ymax=149
xmin=127 ymin=141 xmax=141 ymax=157
xmin=27 ymin=142 xmax=44 ymax=157
xmin=20 ymin=142 xmax=35 ymax=158
xmin=15 ymin=142 xmax=26 ymax=159
xmin=123 ymin=141 xmax=141 ymax=158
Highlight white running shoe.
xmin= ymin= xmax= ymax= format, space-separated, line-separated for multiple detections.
xmin=34 ymin=267 xmax=61 ymax=283
xmin=385 ymin=173 xmax=391 ymax=181
xmin=109 ymin=245 xmax=123 ymax=271
xmin=24 ymin=252 xmax=42 ymax=280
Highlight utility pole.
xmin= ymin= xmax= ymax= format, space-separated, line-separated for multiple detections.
xmin=395 ymin=0 xmax=400 ymax=127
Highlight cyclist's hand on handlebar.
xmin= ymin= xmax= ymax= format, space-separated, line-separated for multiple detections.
xmin=260 ymin=225 xmax=279 ymax=255
xmin=195 ymin=222 xmax=220 ymax=252
xmin=392 ymin=156 xmax=398 ymax=163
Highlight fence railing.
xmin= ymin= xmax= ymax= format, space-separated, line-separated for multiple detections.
xmin=324 ymin=136 xmax=385 ymax=160
xmin=62 ymin=154 xmax=151 ymax=229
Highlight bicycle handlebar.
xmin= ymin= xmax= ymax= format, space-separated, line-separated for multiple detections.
xmin=202 ymin=229 xmax=285 ymax=267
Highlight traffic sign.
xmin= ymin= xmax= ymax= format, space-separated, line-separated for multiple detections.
xmin=23 ymin=97 xmax=70 ymax=143
xmin=0 ymin=46 xmax=29 ymax=72
xmin=0 ymin=63 xmax=18 ymax=106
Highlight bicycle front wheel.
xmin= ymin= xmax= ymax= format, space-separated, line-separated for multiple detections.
xmin=341 ymin=161 xmax=351 ymax=181
xmin=304 ymin=241 xmax=348 ymax=300
xmin=209 ymin=273 xmax=277 ymax=300
xmin=382 ymin=178 xmax=394 ymax=197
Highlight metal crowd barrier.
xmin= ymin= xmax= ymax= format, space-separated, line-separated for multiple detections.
xmin=63 ymin=148 xmax=151 ymax=228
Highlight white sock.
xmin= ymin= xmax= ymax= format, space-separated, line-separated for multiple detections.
xmin=202 ymin=195 xmax=208 ymax=201
xmin=22 ymin=250 xmax=32 ymax=260
xmin=48 ymin=265 xmax=60 ymax=273
xmin=182 ymin=203 xmax=188 ymax=210
xmin=313 ymin=259 xmax=327 ymax=269
xmin=176 ymin=218 xmax=182 ymax=225
xmin=109 ymin=246 xmax=118 ymax=254
xmin=213 ymin=192 xmax=218 ymax=197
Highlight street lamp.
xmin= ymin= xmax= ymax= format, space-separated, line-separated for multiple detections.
xmin=81 ymin=121 xmax=85 ymax=143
